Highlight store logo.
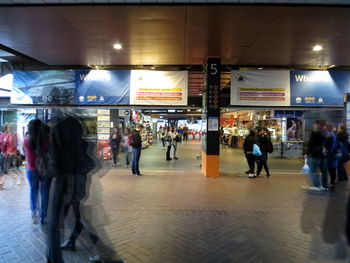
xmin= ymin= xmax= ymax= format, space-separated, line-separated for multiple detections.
xmin=79 ymin=96 xmax=84 ymax=102
xmin=87 ymin=95 xmax=97 ymax=101
xmin=294 ymin=74 xmax=330 ymax=82
xmin=296 ymin=97 xmax=302 ymax=103
xmin=100 ymin=96 xmax=104 ymax=102
xmin=304 ymin=97 xmax=316 ymax=102
xmin=318 ymin=97 xmax=324 ymax=103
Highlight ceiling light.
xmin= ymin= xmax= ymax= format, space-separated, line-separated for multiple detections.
xmin=328 ymin=64 xmax=335 ymax=69
xmin=187 ymin=109 xmax=191 ymax=112
xmin=258 ymin=67 xmax=263 ymax=70
xmin=150 ymin=66 xmax=155 ymax=70
xmin=313 ymin=45 xmax=323 ymax=51
xmin=113 ymin=43 xmax=123 ymax=50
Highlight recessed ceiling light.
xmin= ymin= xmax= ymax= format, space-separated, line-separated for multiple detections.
xmin=258 ymin=67 xmax=263 ymax=70
xmin=313 ymin=45 xmax=323 ymax=51
xmin=113 ymin=43 xmax=122 ymax=50
xmin=150 ymin=66 xmax=155 ymax=70
xmin=329 ymin=64 xmax=336 ymax=68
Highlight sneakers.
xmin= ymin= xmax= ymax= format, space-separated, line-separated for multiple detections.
xmin=302 ymin=186 xmax=323 ymax=191
xmin=60 ymin=240 xmax=76 ymax=251
xmin=248 ymin=173 xmax=256 ymax=178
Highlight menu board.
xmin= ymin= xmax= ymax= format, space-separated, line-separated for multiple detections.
xmin=230 ymin=70 xmax=290 ymax=106
xmin=97 ymin=110 xmax=111 ymax=159
xmin=130 ymin=70 xmax=188 ymax=105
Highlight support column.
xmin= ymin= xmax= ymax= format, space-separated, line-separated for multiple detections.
xmin=201 ymin=58 xmax=220 ymax=178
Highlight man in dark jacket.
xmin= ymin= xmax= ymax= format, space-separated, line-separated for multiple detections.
xmin=243 ymin=129 xmax=258 ymax=178
xmin=131 ymin=124 xmax=143 ymax=176
xmin=304 ymin=119 xmax=328 ymax=191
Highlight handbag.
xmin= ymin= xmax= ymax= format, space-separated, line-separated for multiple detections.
xmin=252 ymin=144 xmax=262 ymax=156
xmin=301 ymin=158 xmax=310 ymax=174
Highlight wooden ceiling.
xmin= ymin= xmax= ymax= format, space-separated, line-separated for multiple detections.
xmin=1 ymin=5 xmax=350 ymax=67
xmin=1 ymin=5 xmax=350 ymax=96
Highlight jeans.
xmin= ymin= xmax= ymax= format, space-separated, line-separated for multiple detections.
xmin=26 ymin=169 xmax=52 ymax=223
xmin=112 ymin=146 xmax=119 ymax=165
xmin=257 ymin=153 xmax=270 ymax=176
xmin=166 ymin=145 xmax=172 ymax=160
xmin=124 ymin=147 xmax=130 ymax=166
xmin=131 ymin=148 xmax=141 ymax=175
xmin=307 ymin=157 xmax=328 ymax=188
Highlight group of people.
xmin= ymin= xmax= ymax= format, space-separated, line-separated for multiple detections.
xmin=19 ymin=114 xmax=124 ymax=263
xmin=0 ymin=123 xmax=25 ymax=190
xmin=243 ymin=128 xmax=274 ymax=178
xmin=110 ymin=124 xmax=144 ymax=176
xmin=159 ymin=126 xmax=181 ymax=161
xmin=305 ymin=120 xmax=349 ymax=191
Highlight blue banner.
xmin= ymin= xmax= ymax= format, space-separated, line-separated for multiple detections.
xmin=290 ymin=71 xmax=350 ymax=106
xmin=74 ymin=70 xmax=130 ymax=105
xmin=11 ymin=70 xmax=75 ymax=105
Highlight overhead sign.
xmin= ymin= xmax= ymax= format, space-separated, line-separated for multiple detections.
xmin=74 ymin=70 xmax=130 ymax=105
xmin=130 ymin=70 xmax=188 ymax=105
xmin=290 ymin=71 xmax=350 ymax=106
xmin=11 ymin=70 xmax=75 ymax=104
xmin=230 ymin=70 xmax=290 ymax=106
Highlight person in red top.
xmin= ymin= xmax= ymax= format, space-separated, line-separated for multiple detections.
xmin=23 ymin=119 xmax=52 ymax=225
xmin=1 ymin=123 xmax=24 ymax=186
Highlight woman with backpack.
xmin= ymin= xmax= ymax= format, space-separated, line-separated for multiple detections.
xmin=23 ymin=119 xmax=52 ymax=225
xmin=256 ymin=128 xmax=273 ymax=178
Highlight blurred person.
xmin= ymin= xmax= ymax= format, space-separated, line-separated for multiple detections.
xmin=256 ymin=128 xmax=273 ymax=178
xmin=183 ymin=124 xmax=188 ymax=142
xmin=324 ymin=122 xmax=339 ymax=190
xmin=304 ymin=119 xmax=328 ymax=191
xmin=160 ymin=127 xmax=166 ymax=148
xmin=23 ymin=119 xmax=52 ymax=225
xmin=110 ymin=127 xmax=121 ymax=167
xmin=165 ymin=126 xmax=173 ymax=161
xmin=130 ymin=124 xmax=143 ymax=176
xmin=172 ymin=127 xmax=180 ymax=160
xmin=0 ymin=126 xmax=5 ymax=189
xmin=336 ymin=124 xmax=349 ymax=182
xmin=2 ymin=123 xmax=24 ymax=185
xmin=121 ymin=128 xmax=132 ymax=167
xmin=243 ymin=129 xmax=258 ymax=178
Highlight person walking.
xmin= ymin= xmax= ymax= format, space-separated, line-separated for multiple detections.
xmin=304 ymin=120 xmax=328 ymax=191
xmin=183 ymin=124 xmax=189 ymax=142
xmin=130 ymin=124 xmax=143 ymax=176
xmin=121 ymin=128 xmax=132 ymax=167
xmin=243 ymin=129 xmax=258 ymax=178
xmin=110 ymin=127 xmax=121 ymax=167
xmin=172 ymin=127 xmax=180 ymax=160
xmin=336 ymin=124 xmax=349 ymax=182
xmin=160 ymin=127 xmax=166 ymax=148
xmin=256 ymin=128 xmax=273 ymax=178
xmin=23 ymin=119 xmax=52 ymax=225
xmin=165 ymin=126 xmax=173 ymax=161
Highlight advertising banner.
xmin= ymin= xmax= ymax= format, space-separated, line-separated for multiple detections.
xmin=74 ymin=70 xmax=130 ymax=105
xmin=130 ymin=70 xmax=188 ymax=105
xmin=11 ymin=70 xmax=75 ymax=104
xmin=230 ymin=70 xmax=290 ymax=106
xmin=290 ymin=71 xmax=350 ymax=106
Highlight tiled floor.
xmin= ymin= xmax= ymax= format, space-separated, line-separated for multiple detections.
xmin=0 ymin=141 xmax=348 ymax=263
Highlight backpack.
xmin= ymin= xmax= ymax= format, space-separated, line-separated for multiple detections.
xmin=36 ymin=152 xmax=54 ymax=177
xmin=266 ymin=140 xmax=274 ymax=153
xmin=174 ymin=135 xmax=181 ymax=142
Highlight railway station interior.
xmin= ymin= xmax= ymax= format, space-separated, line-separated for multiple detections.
xmin=2 ymin=1 xmax=350 ymax=263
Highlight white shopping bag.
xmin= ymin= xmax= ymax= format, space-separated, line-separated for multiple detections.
xmin=301 ymin=158 xmax=310 ymax=174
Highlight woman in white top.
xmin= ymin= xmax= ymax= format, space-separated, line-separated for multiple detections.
xmin=165 ymin=126 xmax=173 ymax=161
xmin=172 ymin=127 xmax=179 ymax=160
